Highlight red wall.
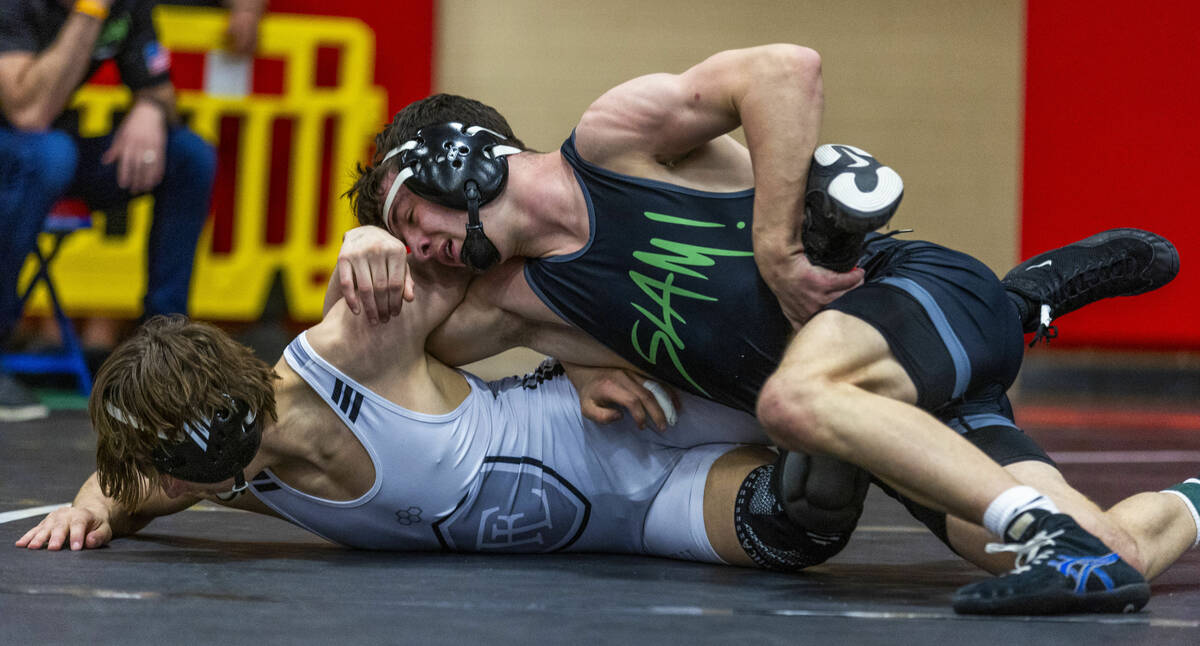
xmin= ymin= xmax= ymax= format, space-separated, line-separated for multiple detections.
xmin=267 ymin=0 xmax=433 ymax=117
xmin=1023 ymin=0 xmax=1200 ymax=348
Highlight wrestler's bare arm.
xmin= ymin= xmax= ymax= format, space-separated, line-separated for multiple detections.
xmin=16 ymin=473 xmax=195 ymax=551
xmin=16 ymin=470 xmax=282 ymax=552
xmin=576 ymin=44 xmax=860 ymax=327
xmin=426 ymin=260 xmax=634 ymax=370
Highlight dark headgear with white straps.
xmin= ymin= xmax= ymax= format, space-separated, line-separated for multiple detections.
xmin=109 ymin=395 xmax=262 ymax=500
xmin=381 ymin=122 xmax=522 ymax=272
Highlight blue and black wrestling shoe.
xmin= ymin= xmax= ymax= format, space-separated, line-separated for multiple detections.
xmin=952 ymin=509 xmax=1150 ymax=615
xmin=1001 ymin=228 xmax=1179 ymax=344
xmin=802 ymin=144 xmax=904 ymax=273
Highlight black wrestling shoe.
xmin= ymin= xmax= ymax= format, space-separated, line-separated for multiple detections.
xmin=802 ymin=144 xmax=904 ymax=272
xmin=1001 ymin=228 xmax=1179 ymax=343
xmin=952 ymin=509 xmax=1150 ymax=615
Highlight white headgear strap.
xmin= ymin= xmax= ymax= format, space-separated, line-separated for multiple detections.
xmin=380 ymin=140 xmax=418 ymax=235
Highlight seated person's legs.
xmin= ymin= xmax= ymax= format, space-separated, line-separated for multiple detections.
xmin=0 ymin=129 xmax=78 ymax=340
xmin=144 ymin=127 xmax=215 ymax=317
xmin=67 ymin=127 xmax=214 ymax=321
xmin=0 ymin=129 xmax=78 ymax=420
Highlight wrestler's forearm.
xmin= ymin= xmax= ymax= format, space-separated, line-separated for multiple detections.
xmin=73 ymin=472 xmax=196 ymax=537
xmin=739 ymin=46 xmax=824 ymax=276
xmin=425 ymin=321 xmax=518 ymax=366
xmin=428 ymin=309 xmax=633 ymax=370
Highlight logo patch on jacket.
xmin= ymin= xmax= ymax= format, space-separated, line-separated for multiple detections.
xmin=143 ymin=41 xmax=171 ymax=75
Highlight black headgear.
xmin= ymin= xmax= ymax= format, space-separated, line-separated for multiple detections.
xmin=116 ymin=395 xmax=262 ymax=494
xmin=380 ymin=122 xmax=522 ymax=272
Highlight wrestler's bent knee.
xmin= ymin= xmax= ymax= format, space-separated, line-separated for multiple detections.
xmin=756 ymin=373 xmax=829 ymax=451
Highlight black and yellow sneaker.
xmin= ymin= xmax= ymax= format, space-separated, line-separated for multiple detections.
xmin=1001 ymin=228 xmax=1179 ymax=344
xmin=952 ymin=509 xmax=1150 ymax=615
xmin=802 ymin=144 xmax=904 ymax=273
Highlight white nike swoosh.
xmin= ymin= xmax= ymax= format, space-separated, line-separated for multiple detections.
xmin=1026 ymin=260 xmax=1053 ymax=271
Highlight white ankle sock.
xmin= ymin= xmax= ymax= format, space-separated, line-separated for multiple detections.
xmin=983 ymin=486 xmax=1059 ymax=539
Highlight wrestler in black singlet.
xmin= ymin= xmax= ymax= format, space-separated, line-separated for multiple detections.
xmin=524 ymin=132 xmax=790 ymax=414
xmin=525 ymin=133 xmax=1052 ymax=542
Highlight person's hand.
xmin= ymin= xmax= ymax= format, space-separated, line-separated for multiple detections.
xmin=336 ymin=226 xmax=415 ymax=324
xmin=760 ymin=248 xmax=863 ymax=329
xmin=15 ymin=505 xmax=114 ymax=551
xmin=564 ymin=363 xmax=679 ymax=432
xmin=101 ymin=100 xmax=167 ymax=195
xmin=224 ymin=0 xmax=265 ymax=57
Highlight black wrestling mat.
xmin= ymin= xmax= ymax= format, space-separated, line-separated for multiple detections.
xmin=4 ymin=404 xmax=1199 ymax=645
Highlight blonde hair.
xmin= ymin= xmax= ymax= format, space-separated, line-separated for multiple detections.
xmin=90 ymin=316 xmax=278 ymax=508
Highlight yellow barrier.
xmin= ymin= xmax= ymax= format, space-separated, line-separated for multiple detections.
xmin=21 ymin=6 xmax=386 ymax=321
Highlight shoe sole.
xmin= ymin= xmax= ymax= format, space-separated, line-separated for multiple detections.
xmin=952 ymin=581 xmax=1151 ymax=615
xmin=810 ymin=144 xmax=904 ymax=233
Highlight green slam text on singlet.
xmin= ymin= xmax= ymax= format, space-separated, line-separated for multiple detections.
xmin=523 ymin=133 xmax=793 ymax=413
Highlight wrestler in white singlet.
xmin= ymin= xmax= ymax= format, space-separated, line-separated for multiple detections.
xmin=248 ymin=333 xmax=770 ymax=563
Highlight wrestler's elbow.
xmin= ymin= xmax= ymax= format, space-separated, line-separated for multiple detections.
xmin=753 ymin=44 xmax=822 ymax=89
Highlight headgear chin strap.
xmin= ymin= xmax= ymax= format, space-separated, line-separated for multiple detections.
xmin=380 ymin=122 xmax=521 ymax=272
xmin=110 ymin=395 xmax=263 ymax=495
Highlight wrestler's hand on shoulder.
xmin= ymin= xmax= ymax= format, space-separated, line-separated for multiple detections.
xmin=336 ymin=225 xmax=415 ymax=325
xmin=15 ymin=505 xmax=114 ymax=551
xmin=760 ymin=249 xmax=863 ymax=329
xmin=564 ymin=363 xmax=678 ymax=432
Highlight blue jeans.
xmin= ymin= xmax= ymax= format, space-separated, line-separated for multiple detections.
xmin=0 ymin=125 xmax=216 ymax=342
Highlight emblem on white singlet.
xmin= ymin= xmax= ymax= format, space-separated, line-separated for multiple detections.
xmin=431 ymin=457 xmax=589 ymax=553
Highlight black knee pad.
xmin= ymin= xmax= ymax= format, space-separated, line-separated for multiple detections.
xmin=733 ymin=462 xmax=859 ymax=572
xmin=773 ymin=450 xmax=871 ymax=538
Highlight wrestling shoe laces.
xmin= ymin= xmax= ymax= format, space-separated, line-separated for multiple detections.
xmin=952 ymin=510 xmax=1150 ymax=615
xmin=802 ymin=144 xmax=904 ymax=273
xmin=1001 ymin=228 xmax=1179 ymax=345
xmin=983 ymin=525 xmax=1064 ymax=574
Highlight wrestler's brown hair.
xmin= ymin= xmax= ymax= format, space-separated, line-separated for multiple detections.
xmin=343 ymin=93 xmax=528 ymax=229
xmin=90 ymin=316 xmax=278 ymax=509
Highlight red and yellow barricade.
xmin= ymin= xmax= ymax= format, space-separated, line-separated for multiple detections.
xmin=22 ymin=5 xmax=387 ymax=321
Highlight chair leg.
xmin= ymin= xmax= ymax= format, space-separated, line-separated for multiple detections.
xmin=2 ymin=233 xmax=93 ymax=395
xmin=40 ymin=255 xmax=92 ymax=395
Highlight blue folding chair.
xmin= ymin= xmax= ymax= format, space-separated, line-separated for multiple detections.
xmin=0 ymin=199 xmax=94 ymax=394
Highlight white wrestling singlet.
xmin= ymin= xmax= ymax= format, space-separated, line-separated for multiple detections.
xmin=247 ymin=333 xmax=769 ymax=562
